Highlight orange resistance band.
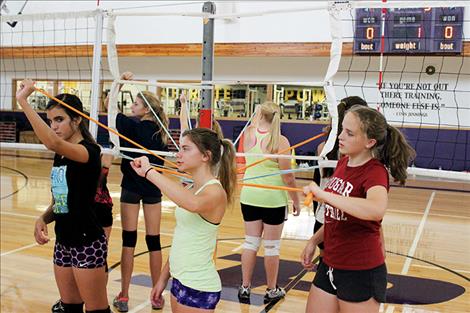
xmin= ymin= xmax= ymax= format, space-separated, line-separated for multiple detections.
xmin=237 ymin=132 xmax=326 ymax=173
xmin=35 ymin=87 xmax=190 ymax=179
xmin=239 ymin=182 xmax=317 ymax=206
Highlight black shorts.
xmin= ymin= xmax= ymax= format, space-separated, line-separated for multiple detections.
xmin=94 ymin=203 xmax=113 ymax=227
xmin=313 ymin=261 xmax=387 ymax=303
xmin=240 ymin=203 xmax=287 ymax=225
xmin=120 ymin=188 xmax=161 ymax=205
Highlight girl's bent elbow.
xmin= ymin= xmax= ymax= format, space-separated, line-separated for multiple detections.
xmin=45 ymin=140 xmax=60 ymax=152
xmin=373 ymin=208 xmax=386 ymax=221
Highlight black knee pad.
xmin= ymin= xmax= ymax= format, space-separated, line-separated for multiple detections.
xmin=122 ymin=230 xmax=137 ymax=248
xmin=62 ymin=302 xmax=83 ymax=313
xmin=145 ymin=234 xmax=161 ymax=251
xmin=85 ymin=306 xmax=111 ymax=313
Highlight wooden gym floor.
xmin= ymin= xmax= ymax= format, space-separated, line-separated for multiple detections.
xmin=1 ymin=150 xmax=469 ymax=313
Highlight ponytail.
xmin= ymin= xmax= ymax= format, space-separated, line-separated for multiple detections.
xmin=78 ymin=119 xmax=96 ymax=144
xmin=379 ymin=124 xmax=416 ymax=185
xmin=260 ymin=101 xmax=281 ymax=154
xmin=212 ymin=119 xmax=224 ymax=140
xmin=137 ymin=91 xmax=169 ymax=145
xmin=218 ymin=138 xmax=237 ymax=205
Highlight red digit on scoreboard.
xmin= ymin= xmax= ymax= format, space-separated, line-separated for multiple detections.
xmin=444 ymin=26 xmax=453 ymax=39
xmin=366 ymin=27 xmax=374 ymax=39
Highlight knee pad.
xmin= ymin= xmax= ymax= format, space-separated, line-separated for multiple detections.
xmin=145 ymin=234 xmax=161 ymax=252
xmin=122 ymin=230 xmax=137 ymax=248
xmin=264 ymin=239 xmax=281 ymax=256
xmin=242 ymin=235 xmax=261 ymax=252
xmin=62 ymin=302 xmax=84 ymax=313
xmin=85 ymin=306 xmax=111 ymax=313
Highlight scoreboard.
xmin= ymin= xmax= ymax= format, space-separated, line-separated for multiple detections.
xmin=354 ymin=7 xmax=464 ymax=54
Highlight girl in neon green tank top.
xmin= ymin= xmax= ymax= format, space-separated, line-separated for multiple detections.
xmin=131 ymin=128 xmax=237 ymax=313
xmin=239 ymin=102 xmax=301 ymax=303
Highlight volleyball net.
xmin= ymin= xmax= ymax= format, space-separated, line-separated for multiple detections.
xmin=1 ymin=1 xmax=469 ymax=182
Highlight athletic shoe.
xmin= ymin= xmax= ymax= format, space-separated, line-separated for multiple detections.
xmin=263 ymin=286 xmax=286 ymax=303
xmin=51 ymin=299 xmax=65 ymax=313
xmin=238 ymin=285 xmax=251 ymax=302
xmin=113 ymin=293 xmax=129 ymax=312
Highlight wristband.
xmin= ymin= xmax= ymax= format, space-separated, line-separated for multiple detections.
xmin=144 ymin=167 xmax=153 ymax=179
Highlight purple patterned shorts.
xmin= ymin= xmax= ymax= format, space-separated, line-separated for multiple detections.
xmin=53 ymin=235 xmax=108 ymax=269
xmin=171 ymin=278 xmax=221 ymax=310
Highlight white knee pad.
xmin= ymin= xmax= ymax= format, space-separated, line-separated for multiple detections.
xmin=264 ymin=239 xmax=281 ymax=256
xmin=243 ymin=235 xmax=261 ymax=252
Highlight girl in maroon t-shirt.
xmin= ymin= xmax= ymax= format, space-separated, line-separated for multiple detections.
xmin=312 ymin=96 xmax=369 ymax=261
xmin=301 ymin=106 xmax=415 ymax=313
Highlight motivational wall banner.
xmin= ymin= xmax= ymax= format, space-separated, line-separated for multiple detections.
xmin=335 ymin=57 xmax=469 ymax=128
xmin=377 ymin=80 xmax=467 ymax=127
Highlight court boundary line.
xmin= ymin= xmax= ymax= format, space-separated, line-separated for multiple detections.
xmin=0 ymin=166 xmax=28 ymax=200
xmin=411 ymin=263 xmax=470 ymax=275
xmin=0 ymin=211 xmax=38 ymax=219
xmin=388 ymin=250 xmax=470 ymax=282
xmin=0 ymin=211 xmax=176 ymax=257
xmin=401 ymin=191 xmax=435 ymax=275
xmin=1 ymin=238 xmax=56 ymax=257
xmin=387 ymin=208 xmax=470 ymax=220
xmin=391 ymin=184 xmax=470 ymax=194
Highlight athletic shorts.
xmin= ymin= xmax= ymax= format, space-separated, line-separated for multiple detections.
xmin=120 ymin=188 xmax=161 ymax=205
xmin=313 ymin=261 xmax=387 ymax=303
xmin=94 ymin=203 xmax=113 ymax=228
xmin=170 ymin=278 xmax=221 ymax=310
xmin=240 ymin=203 xmax=287 ymax=225
xmin=53 ymin=235 xmax=108 ymax=269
